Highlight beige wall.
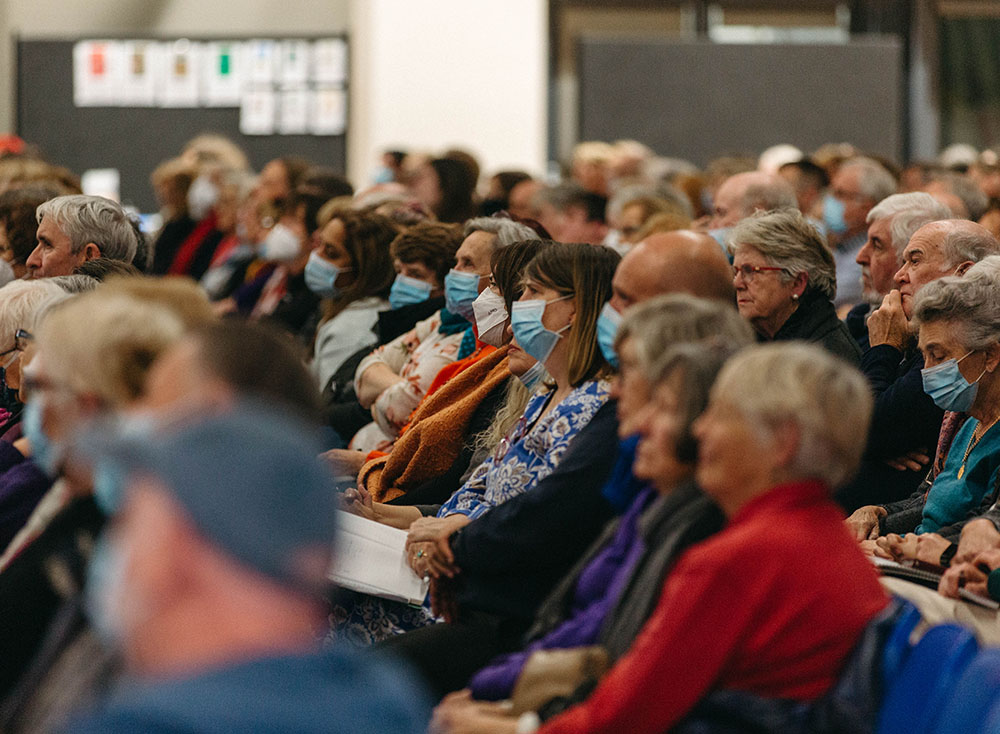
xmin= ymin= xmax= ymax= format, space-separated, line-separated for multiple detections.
xmin=0 ymin=0 xmax=350 ymax=134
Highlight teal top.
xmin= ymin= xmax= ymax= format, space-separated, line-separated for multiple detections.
xmin=918 ymin=417 xmax=1000 ymax=534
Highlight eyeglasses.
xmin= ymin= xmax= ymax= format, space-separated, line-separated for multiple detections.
xmin=0 ymin=329 xmax=33 ymax=369
xmin=733 ymin=264 xmax=787 ymax=282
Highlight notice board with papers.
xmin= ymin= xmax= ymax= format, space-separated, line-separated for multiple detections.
xmin=16 ymin=37 xmax=349 ymax=212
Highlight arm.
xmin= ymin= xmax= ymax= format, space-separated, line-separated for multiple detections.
xmin=369 ymin=332 xmax=464 ymax=437
xmin=539 ymin=554 xmax=747 ymax=734
xmin=357 ymin=362 xmax=404 ymax=409
xmin=860 ymin=348 xmax=943 ymax=461
xmin=354 ymin=324 xmax=421 ymax=409
xmin=451 ymin=401 xmax=619 ymax=575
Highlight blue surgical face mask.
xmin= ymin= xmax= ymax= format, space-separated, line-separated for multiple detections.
xmin=389 ymin=274 xmax=433 ymax=309
xmin=304 ymin=251 xmax=352 ymax=299
xmin=22 ymin=397 xmax=60 ymax=477
xmin=596 ymin=302 xmax=623 ymax=369
xmin=85 ymin=535 xmax=127 ymax=645
xmin=707 ymin=227 xmax=732 ymax=251
xmin=921 ymin=351 xmax=985 ymax=412
xmin=510 ymin=295 xmax=573 ymax=366
xmin=517 ymin=360 xmax=546 ymax=391
xmin=822 ymin=193 xmax=848 ymax=235
xmin=444 ymin=269 xmax=482 ymax=321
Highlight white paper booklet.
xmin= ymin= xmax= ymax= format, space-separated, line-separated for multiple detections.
xmin=329 ymin=511 xmax=429 ymax=606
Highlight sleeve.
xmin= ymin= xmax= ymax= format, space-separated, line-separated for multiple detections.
xmin=861 ymin=349 xmax=943 ymax=460
xmin=437 ymin=460 xmax=494 ymax=519
xmin=451 ymin=401 xmax=619 ymax=575
xmin=539 ymin=548 xmax=757 ymax=734
xmin=370 ymin=333 xmax=462 ymax=438
xmin=880 ymin=488 xmax=928 ymax=536
xmin=313 ymin=311 xmax=378 ymax=390
xmin=354 ymin=327 xmax=413 ymax=395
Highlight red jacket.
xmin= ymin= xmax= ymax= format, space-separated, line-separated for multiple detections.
xmin=541 ymin=479 xmax=888 ymax=734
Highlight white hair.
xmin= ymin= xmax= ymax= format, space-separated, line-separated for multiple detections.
xmin=867 ymin=192 xmax=952 ymax=257
xmin=36 ymin=195 xmax=138 ymax=264
xmin=839 ymin=157 xmax=897 ymax=203
xmin=711 ymin=342 xmax=873 ymax=489
xmin=0 ymin=280 xmax=66 ymax=351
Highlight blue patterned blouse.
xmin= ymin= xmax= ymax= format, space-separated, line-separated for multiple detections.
xmin=438 ymin=379 xmax=611 ymax=520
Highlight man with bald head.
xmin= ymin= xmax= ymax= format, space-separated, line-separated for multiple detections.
xmin=839 ymin=219 xmax=1000 ymax=510
xmin=610 ymin=231 xmax=734 ymax=311
xmin=379 ymin=230 xmax=740 ymax=696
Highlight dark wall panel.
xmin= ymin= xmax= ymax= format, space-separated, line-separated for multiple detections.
xmin=579 ymin=38 xmax=902 ymax=166
xmin=17 ymin=39 xmax=347 ymax=212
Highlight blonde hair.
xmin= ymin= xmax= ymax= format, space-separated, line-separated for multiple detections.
xmin=473 ymin=376 xmax=536 ymax=458
xmin=100 ymin=275 xmax=216 ymax=330
xmin=710 ymin=342 xmax=872 ymax=489
xmin=38 ymin=292 xmax=185 ymax=407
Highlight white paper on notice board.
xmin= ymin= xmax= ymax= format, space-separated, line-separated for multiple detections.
xmin=158 ymin=39 xmax=200 ymax=108
xmin=280 ymin=40 xmax=311 ymax=85
xmin=240 ymin=86 xmax=276 ymax=135
xmin=278 ymin=86 xmax=309 ymax=135
xmin=245 ymin=39 xmax=278 ymax=84
xmin=312 ymin=39 xmax=347 ymax=85
xmin=201 ymin=42 xmax=243 ymax=107
xmin=119 ymin=41 xmax=158 ymax=107
xmin=73 ymin=40 xmax=122 ymax=107
xmin=309 ymin=87 xmax=346 ymax=136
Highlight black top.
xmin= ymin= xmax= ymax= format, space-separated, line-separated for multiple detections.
xmin=0 ymin=496 xmax=105 ymax=697
xmin=836 ymin=343 xmax=944 ymax=511
xmin=768 ymin=289 xmax=862 ymax=366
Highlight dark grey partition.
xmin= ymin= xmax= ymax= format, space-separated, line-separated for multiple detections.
xmin=579 ymin=37 xmax=902 ymax=166
xmin=16 ymin=38 xmax=348 ymax=212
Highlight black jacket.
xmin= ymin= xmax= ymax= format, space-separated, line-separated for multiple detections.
xmin=768 ymin=289 xmax=862 ymax=366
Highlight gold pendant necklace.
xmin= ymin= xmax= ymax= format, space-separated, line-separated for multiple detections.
xmin=958 ymin=415 xmax=1000 ymax=479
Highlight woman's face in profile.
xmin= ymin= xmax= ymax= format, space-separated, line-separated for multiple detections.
xmin=610 ymin=336 xmax=648 ymax=439
xmin=692 ymin=397 xmax=770 ymax=504
xmin=633 ymin=373 xmax=690 ymax=492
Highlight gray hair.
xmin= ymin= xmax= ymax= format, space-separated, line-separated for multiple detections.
xmin=841 ymin=157 xmax=897 ymax=203
xmin=0 ymin=280 xmax=66 ymax=351
xmin=646 ymin=341 xmax=742 ymax=462
xmin=47 ymin=274 xmax=99 ymax=294
xmin=737 ymin=175 xmax=798 ymax=217
xmin=463 ymin=217 xmax=538 ymax=249
xmin=607 ymin=183 xmax=693 ymax=221
xmin=934 ymin=173 xmax=990 ymax=221
xmin=615 ymin=293 xmax=754 ymax=374
xmin=937 ymin=221 xmax=1000 ymax=268
xmin=711 ymin=342 xmax=873 ymax=488
xmin=729 ymin=209 xmax=837 ymax=300
xmin=867 ymin=192 xmax=952 ymax=258
xmin=914 ymin=267 xmax=1000 ymax=352
xmin=36 ymin=195 xmax=138 ymax=264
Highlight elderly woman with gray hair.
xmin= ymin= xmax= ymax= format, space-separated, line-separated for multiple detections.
xmin=433 ymin=343 xmax=887 ymax=734
xmin=729 ymin=209 xmax=861 ymax=364
xmin=849 ymin=259 xmax=1000 ymax=568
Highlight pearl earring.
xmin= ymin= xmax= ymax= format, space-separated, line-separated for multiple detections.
xmin=791 ymin=293 xmax=799 ymax=301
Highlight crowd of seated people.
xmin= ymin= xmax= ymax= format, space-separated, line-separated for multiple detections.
xmin=0 ymin=132 xmax=999 ymax=732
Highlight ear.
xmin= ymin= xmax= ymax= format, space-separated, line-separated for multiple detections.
xmin=791 ymin=271 xmax=809 ymax=298
xmin=769 ymin=421 xmax=800 ymax=471
xmin=984 ymin=342 xmax=1000 ymax=374
xmin=955 ymin=260 xmax=976 ymax=276
xmin=81 ymin=242 xmax=101 ymax=262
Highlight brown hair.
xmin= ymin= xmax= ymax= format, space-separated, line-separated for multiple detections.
xmin=321 ymin=211 xmax=398 ymax=322
xmin=389 ymin=221 xmax=463 ymax=288
xmin=524 ymin=242 xmax=620 ymax=386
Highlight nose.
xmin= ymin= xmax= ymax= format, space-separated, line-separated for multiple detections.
xmin=855 ymin=242 xmax=870 ymax=266
xmin=24 ymin=245 xmax=42 ymax=274
xmin=893 ymin=263 xmax=908 ymax=288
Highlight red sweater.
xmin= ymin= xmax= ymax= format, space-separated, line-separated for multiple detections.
xmin=540 ymin=480 xmax=888 ymax=734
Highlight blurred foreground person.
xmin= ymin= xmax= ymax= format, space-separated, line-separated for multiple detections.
xmin=65 ymin=404 xmax=430 ymax=733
